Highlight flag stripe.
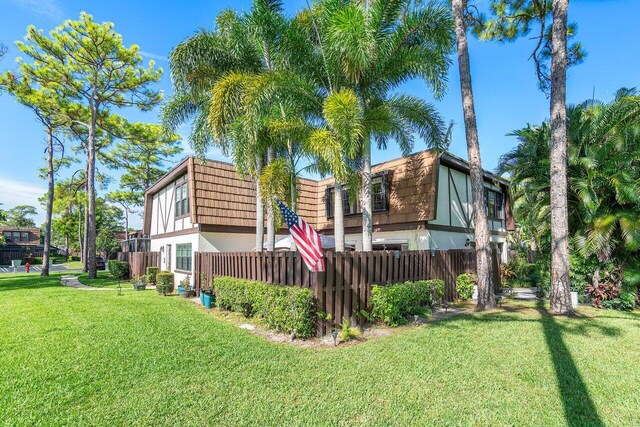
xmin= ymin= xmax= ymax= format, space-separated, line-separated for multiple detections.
xmin=276 ymin=199 xmax=325 ymax=272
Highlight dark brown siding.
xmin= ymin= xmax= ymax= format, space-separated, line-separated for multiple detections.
xmin=315 ymin=151 xmax=439 ymax=232
xmin=0 ymin=227 xmax=41 ymax=246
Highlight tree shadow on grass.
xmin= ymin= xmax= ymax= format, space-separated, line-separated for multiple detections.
xmin=432 ymin=300 xmax=614 ymax=425
xmin=534 ymin=300 xmax=605 ymax=427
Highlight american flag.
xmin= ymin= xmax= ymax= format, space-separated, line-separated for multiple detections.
xmin=276 ymin=198 xmax=325 ymax=272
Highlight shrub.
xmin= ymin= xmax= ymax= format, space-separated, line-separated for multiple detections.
xmin=370 ymin=280 xmax=435 ymax=326
xmin=338 ymin=318 xmax=362 ymax=342
xmin=214 ymin=276 xmax=315 ymax=337
xmin=29 ymin=257 xmax=43 ymax=265
xmin=456 ymin=273 xmax=477 ymax=300
xmin=68 ymin=255 xmax=80 ymax=262
xmin=108 ymin=261 xmax=130 ymax=280
xmin=427 ymin=279 xmax=445 ymax=304
xmin=585 ymin=282 xmax=619 ymax=308
xmin=146 ymin=267 xmax=160 ymax=285
xmin=504 ymin=252 xmax=537 ymax=286
xmin=601 ymin=293 xmax=635 ymax=311
xmin=156 ymin=272 xmax=174 ymax=295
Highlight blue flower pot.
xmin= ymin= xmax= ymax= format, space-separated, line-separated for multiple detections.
xmin=177 ymin=286 xmax=184 ymax=293
xmin=202 ymin=292 xmax=215 ymax=309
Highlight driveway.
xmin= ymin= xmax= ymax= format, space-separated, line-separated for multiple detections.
xmin=0 ymin=264 xmax=76 ymax=274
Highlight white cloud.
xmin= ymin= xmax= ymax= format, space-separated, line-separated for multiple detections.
xmin=8 ymin=0 xmax=64 ymax=22
xmin=0 ymin=177 xmax=46 ymax=225
xmin=140 ymin=51 xmax=169 ymax=62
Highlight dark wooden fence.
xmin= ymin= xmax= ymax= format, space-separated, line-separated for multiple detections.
xmin=194 ymin=249 xmax=501 ymax=336
xmin=116 ymin=252 xmax=160 ymax=277
xmin=0 ymin=251 xmax=46 ymax=266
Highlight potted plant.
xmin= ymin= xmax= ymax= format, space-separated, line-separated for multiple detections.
xmin=146 ymin=267 xmax=160 ymax=287
xmin=200 ymin=277 xmax=216 ymax=309
xmin=178 ymin=275 xmax=195 ymax=298
xmin=131 ymin=275 xmax=147 ymax=291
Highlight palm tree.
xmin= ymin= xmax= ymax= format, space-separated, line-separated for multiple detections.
xmin=321 ymin=0 xmax=454 ymax=251
xmin=162 ymin=10 xmax=264 ymax=249
xmin=500 ymin=90 xmax=640 ymax=289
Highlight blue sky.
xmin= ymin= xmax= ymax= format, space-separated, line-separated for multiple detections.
xmin=0 ymin=0 xmax=638 ymax=229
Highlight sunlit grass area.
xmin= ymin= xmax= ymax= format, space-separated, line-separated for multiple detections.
xmin=1 ymin=272 xmax=639 ymax=426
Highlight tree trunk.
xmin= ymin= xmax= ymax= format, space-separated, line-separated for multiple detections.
xmin=86 ymin=107 xmax=98 ymax=279
xmin=41 ymin=128 xmax=55 ymax=277
xmin=361 ymin=136 xmax=373 ymax=251
xmin=78 ymin=206 xmax=83 ymax=264
xmin=549 ymin=0 xmax=573 ymax=314
xmin=255 ymin=155 xmax=265 ymax=252
xmin=266 ymin=146 xmax=276 ymax=251
xmin=334 ymin=182 xmax=345 ymax=252
xmin=83 ymin=203 xmax=88 ymax=272
xmin=290 ymin=167 xmax=298 ymax=252
xmin=452 ymin=0 xmax=495 ymax=309
xmin=124 ymin=206 xmax=129 ymax=250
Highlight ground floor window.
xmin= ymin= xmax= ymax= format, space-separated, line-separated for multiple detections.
xmin=176 ymin=243 xmax=192 ymax=271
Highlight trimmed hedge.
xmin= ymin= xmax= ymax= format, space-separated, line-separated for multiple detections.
xmin=108 ymin=261 xmax=130 ymax=280
xmin=370 ymin=280 xmax=442 ymax=326
xmin=214 ymin=276 xmax=315 ymax=338
xmin=156 ymin=272 xmax=174 ymax=295
xmin=456 ymin=273 xmax=477 ymax=300
xmin=146 ymin=267 xmax=160 ymax=285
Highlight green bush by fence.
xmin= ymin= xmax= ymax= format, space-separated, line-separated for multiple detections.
xmin=456 ymin=273 xmax=477 ymax=300
xmin=146 ymin=267 xmax=160 ymax=284
xmin=108 ymin=261 xmax=130 ymax=280
xmin=156 ymin=272 xmax=174 ymax=295
xmin=214 ymin=276 xmax=315 ymax=338
xmin=370 ymin=280 xmax=442 ymax=326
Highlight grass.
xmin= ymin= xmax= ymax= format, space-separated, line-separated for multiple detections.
xmin=1 ymin=272 xmax=639 ymax=426
xmin=61 ymin=261 xmax=84 ymax=270
xmin=76 ymin=271 xmax=122 ymax=288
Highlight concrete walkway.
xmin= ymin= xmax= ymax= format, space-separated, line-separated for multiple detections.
xmin=60 ymin=275 xmax=110 ymax=291
xmin=511 ymin=287 xmax=539 ymax=300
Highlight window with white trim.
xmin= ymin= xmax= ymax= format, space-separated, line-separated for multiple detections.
xmin=175 ymin=179 xmax=189 ymax=218
xmin=176 ymin=243 xmax=192 ymax=271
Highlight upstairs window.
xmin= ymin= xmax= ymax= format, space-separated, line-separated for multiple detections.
xmin=325 ymin=173 xmax=389 ymax=218
xmin=2 ymin=231 xmax=11 ymax=241
xmin=175 ymin=179 xmax=189 ymax=218
xmin=20 ymin=232 xmax=29 ymax=242
xmin=176 ymin=243 xmax=192 ymax=271
xmin=485 ymin=188 xmax=503 ymax=219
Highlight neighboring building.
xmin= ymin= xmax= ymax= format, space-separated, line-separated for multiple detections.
xmin=0 ymin=227 xmax=52 ymax=265
xmin=143 ymin=150 xmax=515 ymax=285
xmin=120 ymin=230 xmax=150 ymax=253
xmin=0 ymin=227 xmax=41 ymax=250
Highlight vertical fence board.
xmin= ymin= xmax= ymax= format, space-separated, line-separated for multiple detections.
xmin=192 ymin=249 xmax=500 ymax=335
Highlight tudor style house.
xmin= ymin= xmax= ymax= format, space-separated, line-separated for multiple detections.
xmin=0 ymin=227 xmax=45 ymax=265
xmin=143 ymin=150 xmax=515 ymax=286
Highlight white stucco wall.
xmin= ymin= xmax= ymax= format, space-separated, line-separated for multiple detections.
xmin=199 ymin=232 xmax=257 ymax=252
xmin=343 ymin=229 xmax=507 ymax=261
xmin=149 ymin=231 xmax=257 ymax=287
xmin=150 ymin=232 xmax=200 ymax=288
xmin=432 ymin=164 xmax=505 ymax=233
xmin=149 ymin=174 xmax=196 ymax=237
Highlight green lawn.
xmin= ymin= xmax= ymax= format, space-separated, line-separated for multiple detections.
xmin=76 ymin=270 xmax=122 ymax=288
xmin=1 ymin=273 xmax=639 ymax=426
